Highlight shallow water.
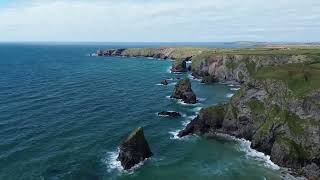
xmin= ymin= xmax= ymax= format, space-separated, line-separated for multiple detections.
xmin=0 ymin=43 xmax=284 ymax=180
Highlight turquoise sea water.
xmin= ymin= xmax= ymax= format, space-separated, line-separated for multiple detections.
xmin=0 ymin=43 xmax=284 ymax=180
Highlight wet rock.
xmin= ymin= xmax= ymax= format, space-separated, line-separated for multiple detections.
xmin=171 ymin=78 xmax=197 ymax=104
xmin=178 ymin=104 xmax=226 ymax=137
xmin=158 ymin=111 xmax=181 ymax=118
xmin=160 ymin=80 xmax=168 ymax=86
xmin=112 ymin=48 xmax=126 ymax=56
xmin=201 ymin=75 xmax=217 ymax=84
xmin=171 ymin=60 xmax=187 ymax=72
xmin=117 ymin=127 xmax=152 ymax=170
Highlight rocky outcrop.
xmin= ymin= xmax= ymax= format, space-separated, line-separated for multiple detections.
xmin=171 ymin=78 xmax=197 ymax=104
xmin=191 ymin=54 xmax=312 ymax=84
xmin=201 ymin=75 xmax=217 ymax=84
xmin=96 ymin=47 xmax=320 ymax=178
xmin=171 ymin=60 xmax=187 ymax=72
xmin=158 ymin=111 xmax=182 ymax=118
xmin=160 ymin=80 xmax=168 ymax=86
xmin=179 ymin=79 xmax=320 ymax=179
xmin=117 ymin=127 xmax=153 ymax=170
xmin=97 ymin=49 xmax=126 ymax=56
xmin=97 ymin=48 xmax=201 ymax=60
xmin=178 ymin=104 xmax=226 ymax=137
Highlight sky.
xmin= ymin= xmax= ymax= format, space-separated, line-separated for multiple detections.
xmin=0 ymin=0 xmax=320 ymax=42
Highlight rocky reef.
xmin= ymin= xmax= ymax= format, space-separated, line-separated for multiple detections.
xmin=158 ymin=111 xmax=182 ymax=118
xmin=160 ymin=79 xmax=168 ymax=85
xmin=117 ymin=127 xmax=153 ymax=170
xmin=171 ymin=78 xmax=197 ymax=104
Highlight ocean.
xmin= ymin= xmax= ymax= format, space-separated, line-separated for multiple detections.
xmin=0 ymin=43 xmax=284 ymax=180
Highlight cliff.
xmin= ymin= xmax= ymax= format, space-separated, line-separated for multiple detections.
xmin=96 ymin=47 xmax=204 ymax=72
xmin=97 ymin=47 xmax=320 ymax=178
xmin=180 ymin=51 xmax=320 ymax=179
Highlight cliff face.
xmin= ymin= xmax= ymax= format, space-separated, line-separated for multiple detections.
xmin=96 ymin=47 xmax=320 ymax=178
xmin=190 ymin=53 xmax=311 ymax=83
xmin=97 ymin=47 xmax=202 ymax=72
xmin=181 ymin=53 xmax=320 ymax=178
xmin=179 ymin=79 xmax=320 ymax=178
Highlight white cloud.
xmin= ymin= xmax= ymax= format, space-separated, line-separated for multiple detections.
xmin=0 ymin=0 xmax=319 ymax=42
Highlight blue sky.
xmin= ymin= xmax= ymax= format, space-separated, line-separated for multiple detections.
xmin=0 ymin=0 xmax=320 ymax=42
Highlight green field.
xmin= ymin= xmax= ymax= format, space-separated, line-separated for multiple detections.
xmin=253 ymin=62 xmax=320 ymax=97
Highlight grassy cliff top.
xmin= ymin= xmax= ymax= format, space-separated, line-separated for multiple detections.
xmin=117 ymin=46 xmax=320 ymax=56
xmin=253 ymin=62 xmax=320 ymax=97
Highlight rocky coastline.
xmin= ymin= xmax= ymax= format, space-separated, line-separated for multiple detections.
xmin=98 ymin=47 xmax=320 ymax=179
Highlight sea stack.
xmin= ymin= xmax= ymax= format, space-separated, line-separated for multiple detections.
xmin=171 ymin=59 xmax=187 ymax=72
xmin=117 ymin=127 xmax=152 ymax=170
xmin=171 ymin=78 xmax=197 ymax=104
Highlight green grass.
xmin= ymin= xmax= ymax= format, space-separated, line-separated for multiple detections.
xmin=253 ymin=63 xmax=320 ymax=97
xmin=276 ymin=136 xmax=310 ymax=162
xmin=247 ymin=100 xmax=265 ymax=114
xmin=177 ymin=77 xmax=191 ymax=86
xmin=225 ymin=60 xmax=238 ymax=70
xmin=121 ymin=47 xmax=206 ymax=59
xmin=203 ymin=105 xmax=226 ymax=119
xmin=255 ymin=104 xmax=305 ymax=136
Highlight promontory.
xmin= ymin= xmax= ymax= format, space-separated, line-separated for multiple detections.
xmin=97 ymin=46 xmax=320 ymax=179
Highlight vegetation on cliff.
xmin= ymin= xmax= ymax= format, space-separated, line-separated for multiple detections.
xmin=98 ymin=46 xmax=320 ymax=178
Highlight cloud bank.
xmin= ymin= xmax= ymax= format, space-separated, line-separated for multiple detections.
xmin=0 ymin=0 xmax=319 ymax=42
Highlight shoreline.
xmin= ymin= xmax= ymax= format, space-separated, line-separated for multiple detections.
xmin=95 ymin=47 xmax=320 ymax=179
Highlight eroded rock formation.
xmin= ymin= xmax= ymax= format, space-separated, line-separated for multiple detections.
xmin=117 ymin=127 xmax=153 ymax=170
xmin=171 ymin=78 xmax=197 ymax=104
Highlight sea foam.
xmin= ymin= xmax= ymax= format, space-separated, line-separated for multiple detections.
xmin=105 ymin=150 xmax=148 ymax=174
xmin=226 ymin=93 xmax=234 ymax=98
xmin=217 ymin=133 xmax=280 ymax=170
xmin=169 ymin=115 xmax=197 ymax=140
xmin=105 ymin=150 xmax=123 ymax=173
xmin=230 ymin=88 xmax=241 ymax=91
xmin=188 ymin=74 xmax=202 ymax=82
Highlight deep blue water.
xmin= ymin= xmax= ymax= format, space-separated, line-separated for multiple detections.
xmin=0 ymin=43 xmax=284 ymax=180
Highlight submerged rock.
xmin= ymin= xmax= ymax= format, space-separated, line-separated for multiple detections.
xmin=160 ymin=79 xmax=168 ymax=85
xmin=158 ymin=111 xmax=181 ymax=118
xmin=117 ymin=127 xmax=152 ymax=170
xmin=171 ymin=78 xmax=197 ymax=104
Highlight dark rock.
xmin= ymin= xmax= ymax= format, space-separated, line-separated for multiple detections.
xmin=171 ymin=60 xmax=187 ymax=72
xmin=103 ymin=49 xmax=116 ymax=56
xmin=160 ymin=80 xmax=168 ymax=86
xmin=158 ymin=111 xmax=181 ymax=118
xmin=302 ymin=163 xmax=320 ymax=179
xmin=178 ymin=105 xmax=226 ymax=137
xmin=201 ymin=75 xmax=217 ymax=84
xmin=187 ymin=65 xmax=192 ymax=71
xmin=96 ymin=49 xmax=104 ymax=56
xmin=171 ymin=78 xmax=197 ymax=104
xmin=117 ymin=127 xmax=152 ymax=170
xmin=112 ymin=48 xmax=126 ymax=56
